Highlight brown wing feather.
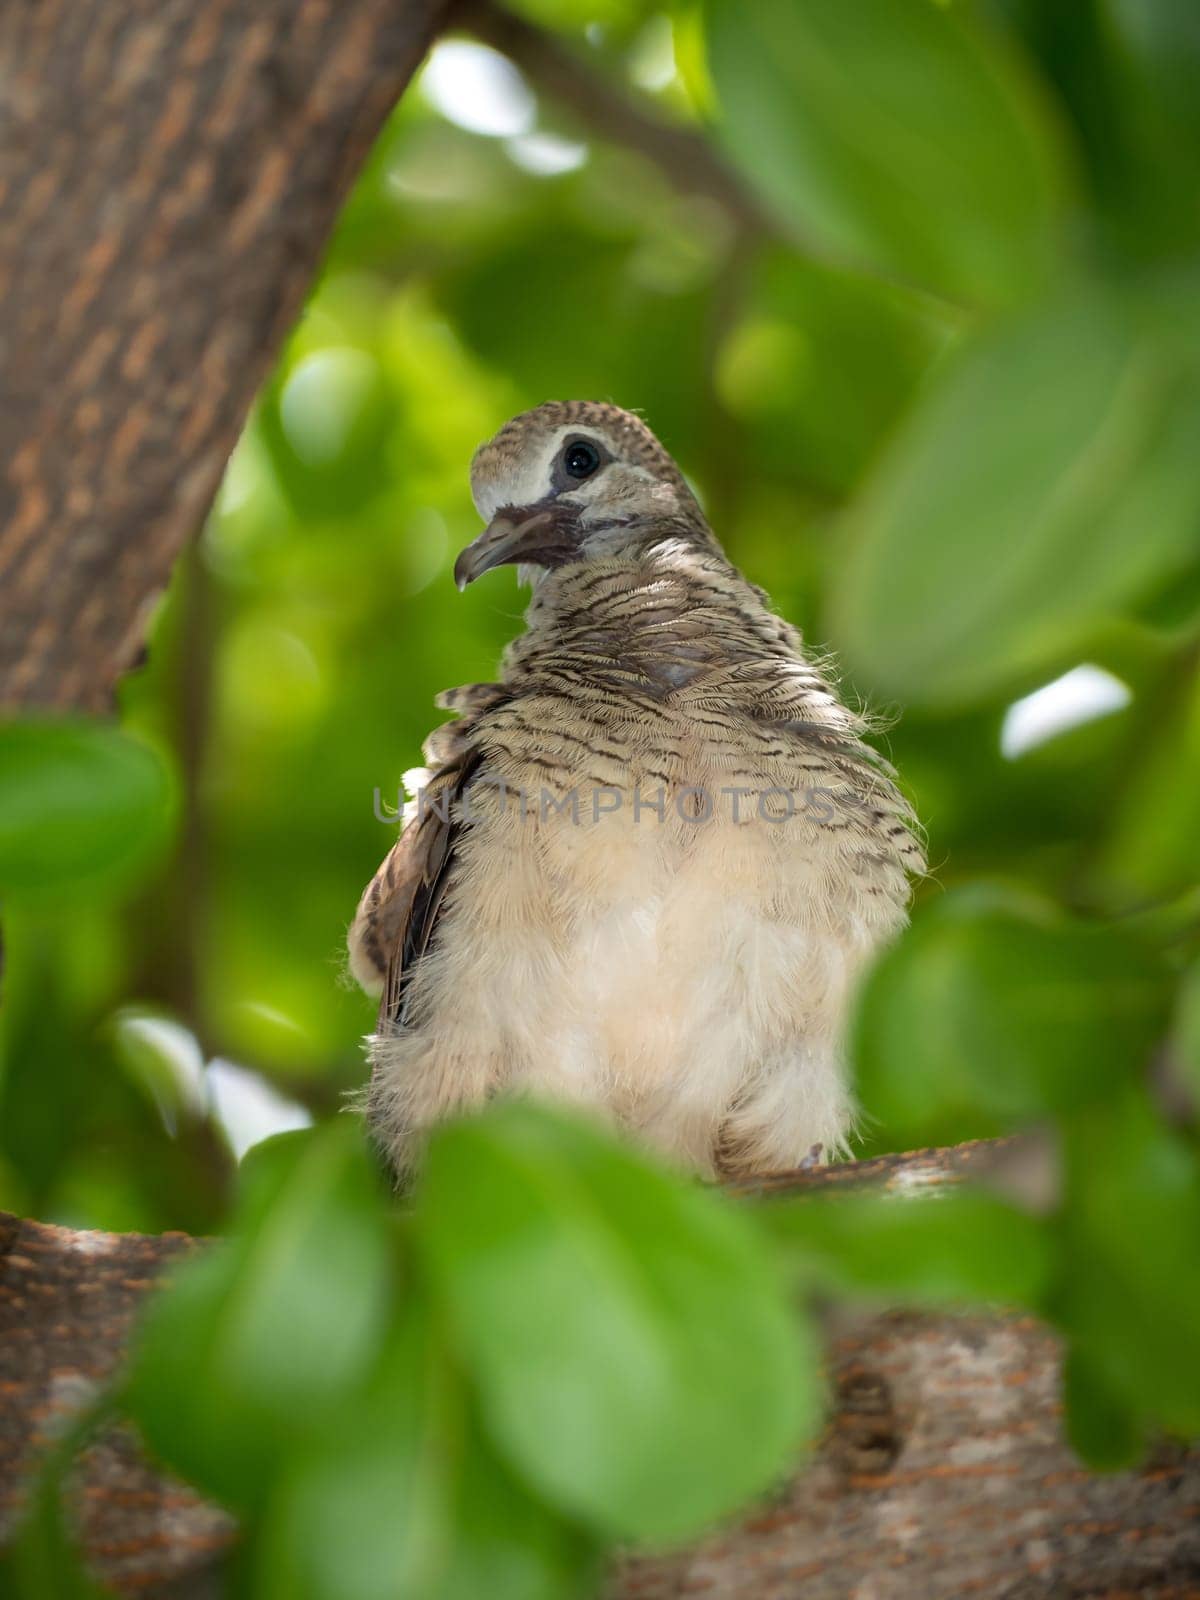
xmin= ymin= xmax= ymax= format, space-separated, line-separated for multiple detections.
xmin=348 ymin=746 xmax=483 ymax=1031
xmin=349 ymin=683 xmax=507 ymax=1007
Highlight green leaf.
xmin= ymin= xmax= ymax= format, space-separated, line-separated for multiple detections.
xmin=0 ymin=1493 xmax=103 ymax=1600
xmin=1108 ymin=0 xmax=1200 ymax=153
xmin=127 ymin=1244 xmax=265 ymax=1504
xmin=705 ymin=0 xmax=1064 ymax=305
xmin=1173 ymin=960 xmax=1200 ymax=1104
xmin=853 ymin=886 xmax=1170 ymax=1147
xmin=827 ymin=283 xmax=1200 ymax=708
xmin=415 ymin=1101 xmax=817 ymax=1542
xmin=126 ymin=1121 xmax=394 ymax=1508
xmin=440 ymin=1423 xmax=601 ymax=1600
xmin=1053 ymin=1089 xmax=1200 ymax=1436
xmin=236 ymin=1126 xmax=332 ymax=1219
xmin=1062 ymin=1343 xmax=1145 ymax=1472
xmin=1095 ymin=659 xmax=1200 ymax=906
xmin=0 ymin=719 xmax=174 ymax=895
xmin=0 ymin=1392 xmax=115 ymax=1599
xmin=989 ymin=0 xmax=1200 ymax=264
xmin=760 ymin=1187 xmax=1051 ymax=1309
xmin=248 ymin=1304 xmax=600 ymax=1600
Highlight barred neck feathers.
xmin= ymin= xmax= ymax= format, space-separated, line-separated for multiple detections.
xmin=506 ymin=534 xmax=863 ymax=744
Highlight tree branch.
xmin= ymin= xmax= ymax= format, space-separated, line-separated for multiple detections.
xmin=2 ymin=1143 xmax=1196 ymax=1597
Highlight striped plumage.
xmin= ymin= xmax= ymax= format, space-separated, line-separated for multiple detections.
xmin=349 ymin=402 xmax=923 ymax=1180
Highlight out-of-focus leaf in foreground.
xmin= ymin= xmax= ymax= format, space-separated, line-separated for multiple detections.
xmin=0 ymin=1396 xmax=114 ymax=1600
xmin=1062 ymin=1344 xmax=1146 ymax=1473
xmin=853 ymin=886 xmax=1170 ymax=1148
xmin=126 ymin=1122 xmax=394 ymax=1509
xmin=998 ymin=0 xmax=1200 ymax=262
xmin=1056 ymin=1090 xmax=1200 ymax=1437
xmin=828 ymin=284 xmax=1200 ymax=707
xmin=760 ymin=1187 xmax=1051 ymax=1309
xmin=1095 ymin=657 xmax=1200 ymax=907
xmin=0 ymin=719 xmax=174 ymax=895
xmin=416 ymin=1101 xmax=817 ymax=1542
xmin=248 ymin=1304 xmax=600 ymax=1600
xmin=705 ymin=0 xmax=1064 ymax=306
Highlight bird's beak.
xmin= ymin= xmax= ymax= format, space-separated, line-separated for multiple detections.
xmin=453 ymin=503 xmax=576 ymax=590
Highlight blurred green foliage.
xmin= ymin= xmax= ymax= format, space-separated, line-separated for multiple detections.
xmin=2 ymin=0 xmax=1200 ymax=1592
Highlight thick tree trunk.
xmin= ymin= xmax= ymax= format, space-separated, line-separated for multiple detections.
xmin=0 ymin=0 xmax=447 ymax=711
xmin=1 ymin=1146 xmax=1197 ymax=1598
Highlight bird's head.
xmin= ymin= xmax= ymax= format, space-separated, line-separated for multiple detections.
xmin=455 ymin=401 xmax=706 ymax=589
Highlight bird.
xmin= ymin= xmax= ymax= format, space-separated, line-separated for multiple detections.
xmin=348 ymin=401 xmax=923 ymax=1181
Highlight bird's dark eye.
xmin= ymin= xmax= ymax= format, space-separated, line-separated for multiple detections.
xmin=563 ymin=440 xmax=601 ymax=480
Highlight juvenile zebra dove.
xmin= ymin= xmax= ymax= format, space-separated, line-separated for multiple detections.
xmin=349 ymin=402 xmax=923 ymax=1180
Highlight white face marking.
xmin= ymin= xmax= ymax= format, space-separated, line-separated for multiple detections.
xmin=470 ymin=425 xmax=575 ymax=521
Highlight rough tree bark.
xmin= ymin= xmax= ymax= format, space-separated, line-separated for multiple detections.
xmin=1 ymin=3 xmax=1197 ymax=1596
xmin=0 ymin=0 xmax=447 ymax=711
xmin=1 ymin=1145 xmax=1197 ymax=1598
